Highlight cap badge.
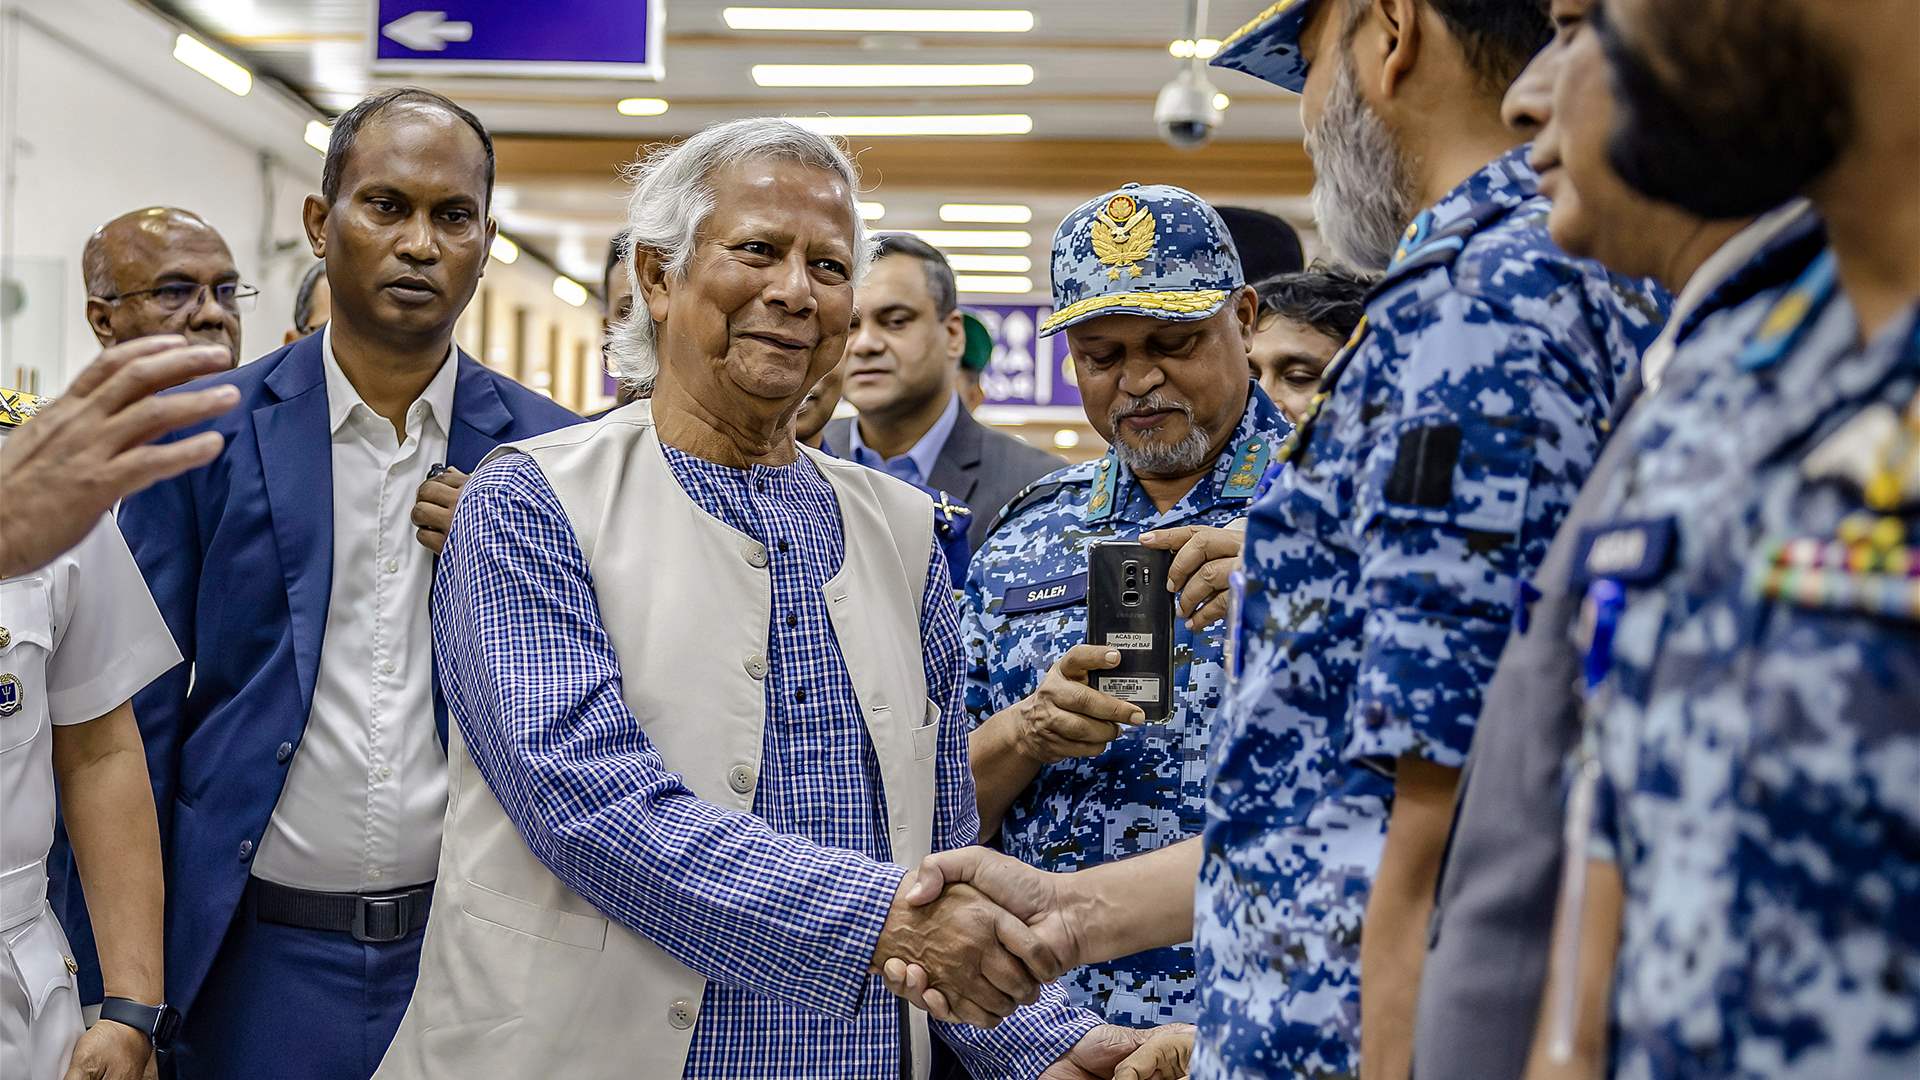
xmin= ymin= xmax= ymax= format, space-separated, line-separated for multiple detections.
xmin=1092 ymin=194 xmax=1156 ymax=282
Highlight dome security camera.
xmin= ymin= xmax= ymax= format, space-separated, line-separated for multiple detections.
xmin=1155 ymin=65 xmax=1224 ymax=149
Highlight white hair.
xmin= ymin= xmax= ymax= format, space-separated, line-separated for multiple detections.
xmin=607 ymin=118 xmax=870 ymax=392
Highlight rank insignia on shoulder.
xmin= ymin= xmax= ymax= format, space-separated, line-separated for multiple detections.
xmin=1086 ymin=455 xmax=1120 ymax=522
xmin=1737 ymin=249 xmax=1837 ymax=372
xmin=0 ymin=386 xmax=49 ymax=428
xmin=1222 ymin=437 xmax=1273 ymax=499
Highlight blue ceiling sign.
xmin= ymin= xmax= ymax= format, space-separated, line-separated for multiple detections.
xmin=372 ymin=0 xmax=663 ymax=80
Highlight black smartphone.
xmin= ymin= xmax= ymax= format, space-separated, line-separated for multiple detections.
xmin=1086 ymin=541 xmax=1176 ymax=723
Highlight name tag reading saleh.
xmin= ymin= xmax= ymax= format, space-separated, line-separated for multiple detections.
xmin=1001 ymin=574 xmax=1088 ymax=615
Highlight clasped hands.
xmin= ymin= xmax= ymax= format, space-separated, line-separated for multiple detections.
xmin=870 ymin=847 xmax=1191 ymax=1078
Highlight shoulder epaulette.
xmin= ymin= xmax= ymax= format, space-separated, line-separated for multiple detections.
xmin=1379 ymin=198 xmax=1524 ymax=292
xmin=0 ymin=387 xmax=48 ymax=428
xmin=984 ymin=475 xmax=1082 ymax=538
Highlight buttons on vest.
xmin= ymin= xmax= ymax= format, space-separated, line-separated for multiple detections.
xmin=728 ymin=764 xmax=757 ymax=795
xmin=237 ymin=839 xmax=254 ymax=860
xmin=275 ymin=741 xmax=294 ymax=764
xmin=744 ymin=654 xmax=768 ymax=680
xmin=742 ymin=541 xmax=768 ymax=569
xmin=668 ymin=999 xmax=697 ymax=1029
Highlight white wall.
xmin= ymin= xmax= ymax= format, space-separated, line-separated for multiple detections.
xmin=0 ymin=0 xmax=608 ymax=412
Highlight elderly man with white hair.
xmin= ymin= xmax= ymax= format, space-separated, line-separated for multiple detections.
xmin=374 ymin=118 xmax=1150 ymax=1079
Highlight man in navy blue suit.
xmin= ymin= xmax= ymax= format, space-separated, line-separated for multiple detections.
xmin=55 ymin=87 xmax=578 ymax=1080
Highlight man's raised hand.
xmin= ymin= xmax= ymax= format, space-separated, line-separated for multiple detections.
xmin=0 ymin=336 xmax=235 ymax=577
xmin=1140 ymin=523 xmax=1245 ymax=631
xmin=998 ymin=645 xmax=1146 ymax=765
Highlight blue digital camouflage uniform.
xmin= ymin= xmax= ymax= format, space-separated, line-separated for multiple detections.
xmin=1570 ymin=212 xmax=1920 ymax=1078
xmin=1192 ymin=147 xmax=1670 ymax=1077
xmin=962 ymin=385 xmax=1290 ymax=1028
xmin=963 ymin=180 xmax=1278 ymax=1028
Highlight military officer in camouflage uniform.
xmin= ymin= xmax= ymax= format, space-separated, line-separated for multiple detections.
xmin=1195 ymin=1 xmax=1668 ymax=1075
xmin=1529 ymin=0 xmax=1920 ymax=1075
xmin=963 ymin=183 xmax=1287 ymax=1029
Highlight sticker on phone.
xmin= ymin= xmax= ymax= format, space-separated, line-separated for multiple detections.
xmin=1105 ymin=632 xmax=1155 ymax=650
xmin=1096 ymin=676 xmax=1163 ymax=704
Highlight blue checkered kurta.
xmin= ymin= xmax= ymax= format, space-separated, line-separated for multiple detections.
xmin=433 ymin=445 xmax=1099 ymax=1079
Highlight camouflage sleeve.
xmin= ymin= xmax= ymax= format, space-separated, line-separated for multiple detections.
xmin=1347 ymin=296 xmax=1605 ymax=771
xmin=959 ymin=539 xmax=999 ymax=732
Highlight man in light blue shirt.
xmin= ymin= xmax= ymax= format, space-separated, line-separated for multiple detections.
xmin=826 ymin=234 xmax=1062 ymax=574
xmin=847 ymin=387 xmax=961 ymax=488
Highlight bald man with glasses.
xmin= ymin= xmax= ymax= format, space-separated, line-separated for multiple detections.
xmin=84 ymin=207 xmax=252 ymax=368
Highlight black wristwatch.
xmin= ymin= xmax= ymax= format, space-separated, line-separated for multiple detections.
xmin=99 ymin=996 xmax=180 ymax=1051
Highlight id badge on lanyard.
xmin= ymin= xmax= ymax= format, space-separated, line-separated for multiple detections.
xmin=1546 ymin=577 xmax=1625 ymax=1065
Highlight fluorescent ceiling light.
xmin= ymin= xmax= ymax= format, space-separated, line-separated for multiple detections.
xmin=946 ymin=253 xmax=1032 ymax=273
xmin=858 ymin=201 xmax=886 ymax=221
xmin=907 ymin=229 xmax=1032 ymax=248
xmin=490 ymin=236 xmax=520 ymax=264
xmin=303 ymin=120 xmax=331 ymax=154
xmin=940 ymin=203 xmax=1033 ymax=224
xmin=724 ymin=7 xmax=1035 ymax=33
xmin=1213 ymin=93 xmax=1231 ymax=111
xmin=173 ymin=34 xmax=252 ymax=96
xmin=616 ymin=97 xmax=670 ymax=116
xmin=790 ymin=114 xmax=1033 ymax=137
xmin=552 ymin=275 xmax=589 ymax=307
xmin=753 ymin=64 xmax=1033 ymax=87
xmin=1169 ymin=38 xmax=1223 ymax=60
xmin=955 ymin=274 xmax=1034 ymax=295
xmin=1052 ymin=429 xmax=1081 ymax=450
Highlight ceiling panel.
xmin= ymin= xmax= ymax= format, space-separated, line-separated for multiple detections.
xmin=147 ymin=1 xmax=1321 ymax=295
xmin=153 ymin=0 xmax=1305 ymax=141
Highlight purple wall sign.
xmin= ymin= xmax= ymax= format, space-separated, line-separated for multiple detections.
xmin=373 ymin=0 xmax=663 ymax=79
xmin=966 ymin=304 xmax=1081 ymax=409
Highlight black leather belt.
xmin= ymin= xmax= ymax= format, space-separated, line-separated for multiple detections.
xmin=252 ymin=878 xmax=434 ymax=944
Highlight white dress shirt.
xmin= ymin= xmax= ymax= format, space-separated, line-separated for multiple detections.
xmin=251 ymin=325 xmax=456 ymax=893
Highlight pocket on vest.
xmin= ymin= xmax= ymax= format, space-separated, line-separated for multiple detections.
xmin=912 ymin=702 xmax=941 ymax=761
xmin=462 ymin=880 xmax=609 ymax=952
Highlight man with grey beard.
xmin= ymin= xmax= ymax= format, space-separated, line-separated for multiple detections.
xmin=1186 ymin=2 xmax=1670 ymax=1076
xmin=956 ymin=184 xmax=1292 ymax=1033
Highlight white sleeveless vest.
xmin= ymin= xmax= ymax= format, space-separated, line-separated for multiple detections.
xmin=377 ymin=401 xmax=938 ymax=1080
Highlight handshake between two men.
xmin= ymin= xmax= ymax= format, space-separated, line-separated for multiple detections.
xmin=869 ymin=840 xmax=1206 ymax=1080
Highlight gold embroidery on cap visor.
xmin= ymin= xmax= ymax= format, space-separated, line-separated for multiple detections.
xmin=1220 ymin=0 xmax=1310 ymax=50
xmin=1039 ymin=289 xmax=1229 ymax=335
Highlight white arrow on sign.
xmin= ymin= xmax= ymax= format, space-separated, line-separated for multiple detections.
xmin=382 ymin=10 xmax=474 ymax=52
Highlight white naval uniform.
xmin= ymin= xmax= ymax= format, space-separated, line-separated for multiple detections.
xmin=0 ymin=505 xmax=180 ymax=1080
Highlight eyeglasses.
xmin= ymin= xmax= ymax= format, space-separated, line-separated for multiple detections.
xmin=96 ymin=281 xmax=259 ymax=314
